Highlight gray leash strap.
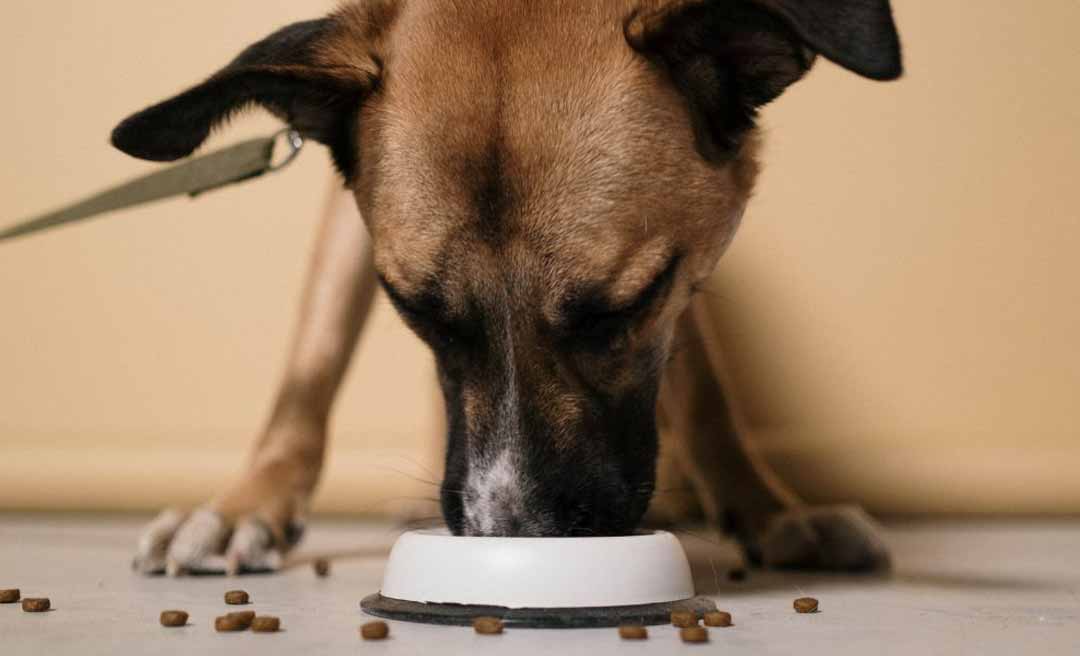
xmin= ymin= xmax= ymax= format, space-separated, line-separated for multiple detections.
xmin=0 ymin=129 xmax=304 ymax=243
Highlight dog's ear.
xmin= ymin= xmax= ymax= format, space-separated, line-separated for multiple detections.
xmin=627 ymin=0 xmax=902 ymax=157
xmin=111 ymin=11 xmax=383 ymax=178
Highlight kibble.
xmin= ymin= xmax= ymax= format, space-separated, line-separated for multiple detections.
xmin=224 ymin=590 xmax=250 ymax=605
xmin=0 ymin=589 xmax=20 ymax=603
xmin=473 ymin=616 xmax=504 ymax=635
xmin=215 ymin=615 xmax=246 ymax=632
xmin=360 ymin=620 xmax=390 ymax=640
xmin=618 ymin=625 xmax=648 ymax=640
xmin=21 ymin=598 xmax=50 ymax=613
xmin=314 ymin=558 xmax=331 ymax=578
xmin=703 ymin=611 xmax=733 ymax=627
xmin=670 ymin=610 xmax=697 ymax=628
xmin=251 ymin=616 xmax=281 ymax=633
xmin=227 ymin=611 xmax=256 ymax=629
xmin=680 ymin=626 xmax=709 ymax=643
xmin=794 ymin=597 xmax=819 ymax=614
xmin=159 ymin=610 xmax=189 ymax=627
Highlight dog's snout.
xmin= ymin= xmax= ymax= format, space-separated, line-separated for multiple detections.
xmin=429 ymin=254 xmax=663 ymax=538
xmin=445 ymin=440 xmax=651 ymax=538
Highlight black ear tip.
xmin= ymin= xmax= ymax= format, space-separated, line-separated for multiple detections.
xmin=870 ymin=11 xmax=904 ymax=80
xmin=872 ymin=30 xmax=904 ymax=81
xmin=111 ymin=115 xmax=194 ymax=162
xmin=865 ymin=56 xmax=903 ymax=81
xmin=841 ymin=27 xmax=903 ymax=81
xmin=110 ymin=105 xmax=208 ymax=162
xmin=804 ymin=1 xmax=903 ymax=82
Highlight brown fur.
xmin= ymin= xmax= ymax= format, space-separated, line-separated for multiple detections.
xmin=127 ymin=0 xmax=898 ymax=571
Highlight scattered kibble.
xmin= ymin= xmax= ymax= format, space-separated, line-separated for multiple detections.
xmin=794 ymin=597 xmax=819 ymax=614
xmin=0 ymin=589 xmax=20 ymax=604
xmin=618 ymin=625 xmax=648 ymax=640
xmin=473 ymin=616 xmax=505 ymax=635
xmin=670 ymin=610 xmax=697 ymax=628
xmin=361 ymin=620 xmax=390 ymax=640
xmin=251 ymin=616 xmax=281 ymax=633
xmin=159 ymin=610 xmax=189 ymax=627
xmin=314 ymin=559 xmax=331 ymax=578
xmin=215 ymin=615 xmax=246 ymax=632
xmin=703 ymin=611 xmax=733 ymax=627
xmin=680 ymin=626 xmax=709 ymax=643
xmin=227 ymin=611 xmax=256 ymax=629
xmin=21 ymin=598 xmax=50 ymax=613
xmin=224 ymin=590 xmax=250 ymax=605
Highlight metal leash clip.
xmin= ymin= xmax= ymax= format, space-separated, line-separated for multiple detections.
xmin=269 ymin=129 xmax=305 ymax=172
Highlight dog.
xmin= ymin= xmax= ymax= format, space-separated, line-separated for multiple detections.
xmin=113 ymin=0 xmax=902 ymax=576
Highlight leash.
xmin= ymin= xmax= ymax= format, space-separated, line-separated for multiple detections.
xmin=0 ymin=128 xmax=305 ymax=243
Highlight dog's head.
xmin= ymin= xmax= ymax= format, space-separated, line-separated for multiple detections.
xmin=114 ymin=0 xmax=901 ymax=536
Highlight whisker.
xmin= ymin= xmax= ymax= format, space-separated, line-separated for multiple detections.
xmin=386 ymin=453 xmax=443 ymax=485
xmin=338 ymin=495 xmax=443 ymax=517
xmin=364 ymin=464 xmax=443 ymax=489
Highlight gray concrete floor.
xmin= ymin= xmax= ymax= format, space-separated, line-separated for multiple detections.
xmin=1 ymin=515 xmax=1078 ymax=655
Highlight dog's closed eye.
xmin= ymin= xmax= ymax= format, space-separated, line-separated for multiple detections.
xmin=378 ymin=274 xmax=436 ymax=319
xmin=379 ymin=275 xmax=484 ymax=349
xmin=559 ymin=253 xmax=682 ymax=345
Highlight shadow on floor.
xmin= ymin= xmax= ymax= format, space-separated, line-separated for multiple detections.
xmin=674 ymin=527 xmax=1066 ymax=597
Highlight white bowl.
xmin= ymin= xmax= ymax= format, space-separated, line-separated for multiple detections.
xmin=379 ymin=529 xmax=695 ymax=609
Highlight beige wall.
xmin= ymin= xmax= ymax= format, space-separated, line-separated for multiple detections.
xmin=2 ymin=1 xmax=1078 ymax=515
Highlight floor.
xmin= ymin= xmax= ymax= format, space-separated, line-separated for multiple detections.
xmin=1 ymin=515 xmax=1077 ymax=655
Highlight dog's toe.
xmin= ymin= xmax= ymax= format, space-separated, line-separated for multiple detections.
xmin=759 ymin=505 xmax=891 ymax=573
xmin=225 ymin=517 xmax=283 ymax=575
xmin=164 ymin=508 xmax=231 ymax=576
xmin=133 ymin=508 xmax=187 ymax=575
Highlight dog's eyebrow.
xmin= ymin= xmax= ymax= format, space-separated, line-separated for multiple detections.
xmin=561 ymin=252 xmax=682 ymax=328
xmin=611 ymin=252 xmax=682 ymax=313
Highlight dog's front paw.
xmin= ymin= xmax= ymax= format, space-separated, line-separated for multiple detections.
xmin=133 ymin=507 xmax=302 ymax=577
xmin=753 ymin=505 xmax=891 ymax=573
xmin=133 ymin=465 xmax=309 ymax=576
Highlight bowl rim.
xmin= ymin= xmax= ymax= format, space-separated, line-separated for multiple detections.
xmin=379 ymin=528 xmax=696 ymax=609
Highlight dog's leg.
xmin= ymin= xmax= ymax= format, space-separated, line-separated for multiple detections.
xmin=658 ymin=298 xmax=891 ymax=572
xmin=134 ymin=183 xmax=377 ymax=575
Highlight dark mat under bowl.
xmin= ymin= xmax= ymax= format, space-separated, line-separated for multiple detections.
xmin=361 ymin=593 xmax=718 ymax=628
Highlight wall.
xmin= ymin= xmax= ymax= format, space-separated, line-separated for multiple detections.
xmin=1 ymin=1 xmax=1077 ymax=515
xmin=712 ymin=0 xmax=1080 ymax=513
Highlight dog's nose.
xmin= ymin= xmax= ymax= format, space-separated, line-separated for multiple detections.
xmin=460 ymin=481 xmax=606 ymax=537
xmin=462 ymin=495 xmax=553 ymax=537
xmin=459 ymin=450 xmax=547 ymax=536
xmin=501 ymin=517 xmax=526 ymax=537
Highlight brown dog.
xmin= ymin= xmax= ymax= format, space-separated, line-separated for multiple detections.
xmin=115 ymin=0 xmax=902 ymax=575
